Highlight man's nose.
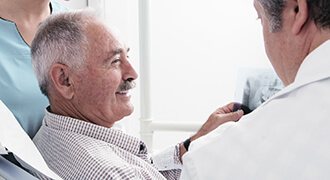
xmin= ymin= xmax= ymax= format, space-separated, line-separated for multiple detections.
xmin=123 ymin=61 xmax=138 ymax=81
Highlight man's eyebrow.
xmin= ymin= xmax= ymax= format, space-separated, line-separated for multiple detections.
xmin=112 ymin=49 xmax=123 ymax=55
xmin=111 ymin=47 xmax=130 ymax=56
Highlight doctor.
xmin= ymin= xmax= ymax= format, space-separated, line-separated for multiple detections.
xmin=181 ymin=0 xmax=330 ymax=179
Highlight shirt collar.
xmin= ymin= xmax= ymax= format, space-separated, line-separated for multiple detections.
xmin=294 ymin=40 xmax=330 ymax=85
xmin=43 ymin=107 xmax=145 ymax=155
xmin=259 ymin=40 xmax=330 ymax=108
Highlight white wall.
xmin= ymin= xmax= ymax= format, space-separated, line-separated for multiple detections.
xmin=55 ymin=0 xmax=272 ymax=151
xmin=148 ymin=0 xmax=272 ymax=150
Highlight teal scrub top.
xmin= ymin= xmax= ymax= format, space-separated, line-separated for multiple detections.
xmin=0 ymin=0 xmax=68 ymax=138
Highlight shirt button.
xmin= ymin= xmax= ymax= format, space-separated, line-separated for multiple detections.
xmin=140 ymin=144 xmax=145 ymax=151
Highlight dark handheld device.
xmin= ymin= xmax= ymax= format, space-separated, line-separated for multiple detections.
xmin=233 ymin=103 xmax=252 ymax=115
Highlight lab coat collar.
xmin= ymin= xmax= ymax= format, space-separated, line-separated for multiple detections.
xmin=261 ymin=40 xmax=330 ymax=107
xmin=294 ymin=40 xmax=330 ymax=85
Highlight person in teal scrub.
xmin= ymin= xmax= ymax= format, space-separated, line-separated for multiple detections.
xmin=0 ymin=0 xmax=68 ymax=138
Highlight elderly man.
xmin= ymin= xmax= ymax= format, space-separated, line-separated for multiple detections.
xmin=31 ymin=10 xmax=243 ymax=179
xmin=180 ymin=0 xmax=330 ymax=179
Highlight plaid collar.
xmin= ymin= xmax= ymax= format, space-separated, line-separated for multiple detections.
xmin=44 ymin=107 xmax=146 ymax=155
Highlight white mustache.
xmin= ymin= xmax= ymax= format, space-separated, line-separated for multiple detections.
xmin=119 ymin=81 xmax=136 ymax=92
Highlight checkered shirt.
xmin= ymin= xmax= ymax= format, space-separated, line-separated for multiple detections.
xmin=33 ymin=109 xmax=181 ymax=179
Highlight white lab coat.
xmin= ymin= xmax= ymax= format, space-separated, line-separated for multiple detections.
xmin=181 ymin=40 xmax=330 ymax=180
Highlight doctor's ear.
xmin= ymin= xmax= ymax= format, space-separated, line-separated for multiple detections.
xmin=49 ymin=63 xmax=74 ymax=100
xmin=292 ymin=0 xmax=308 ymax=35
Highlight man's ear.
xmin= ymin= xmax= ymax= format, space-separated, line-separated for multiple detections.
xmin=292 ymin=0 xmax=309 ymax=35
xmin=49 ymin=63 xmax=74 ymax=100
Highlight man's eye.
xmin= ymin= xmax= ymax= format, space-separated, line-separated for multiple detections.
xmin=112 ymin=59 xmax=121 ymax=64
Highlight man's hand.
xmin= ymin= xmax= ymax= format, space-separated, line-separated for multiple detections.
xmin=191 ymin=102 xmax=244 ymax=141
xmin=180 ymin=103 xmax=244 ymax=161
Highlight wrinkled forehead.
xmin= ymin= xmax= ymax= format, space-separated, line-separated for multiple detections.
xmin=85 ymin=19 xmax=127 ymax=57
xmin=86 ymin=19 xmax=122 ymax=43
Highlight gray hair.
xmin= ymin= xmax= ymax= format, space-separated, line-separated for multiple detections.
xmin=258 ymin=0 xmax=330 ymax=32
xmin=258 ymin=0 xmax=286 ymax=32
xmin=31 ymin=10 xmax=94 ymax=97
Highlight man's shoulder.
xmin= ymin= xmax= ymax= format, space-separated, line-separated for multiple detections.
xmin=34 ymin=127 xmax=139 ymax=179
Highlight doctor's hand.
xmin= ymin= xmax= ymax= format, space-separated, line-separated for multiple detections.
xmin=191 ymin=102 xmax=244 ymax=141
xmin=179 ymin=102 xmax=244 ymax=161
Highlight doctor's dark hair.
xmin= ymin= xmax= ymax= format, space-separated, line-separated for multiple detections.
xmin=307 ymin=0 xmax=330 ymax=29
xmin=31 ymin=10 xmax=94 ymax=97
xmin=258 ymin=0 xmax=330 ymax=32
